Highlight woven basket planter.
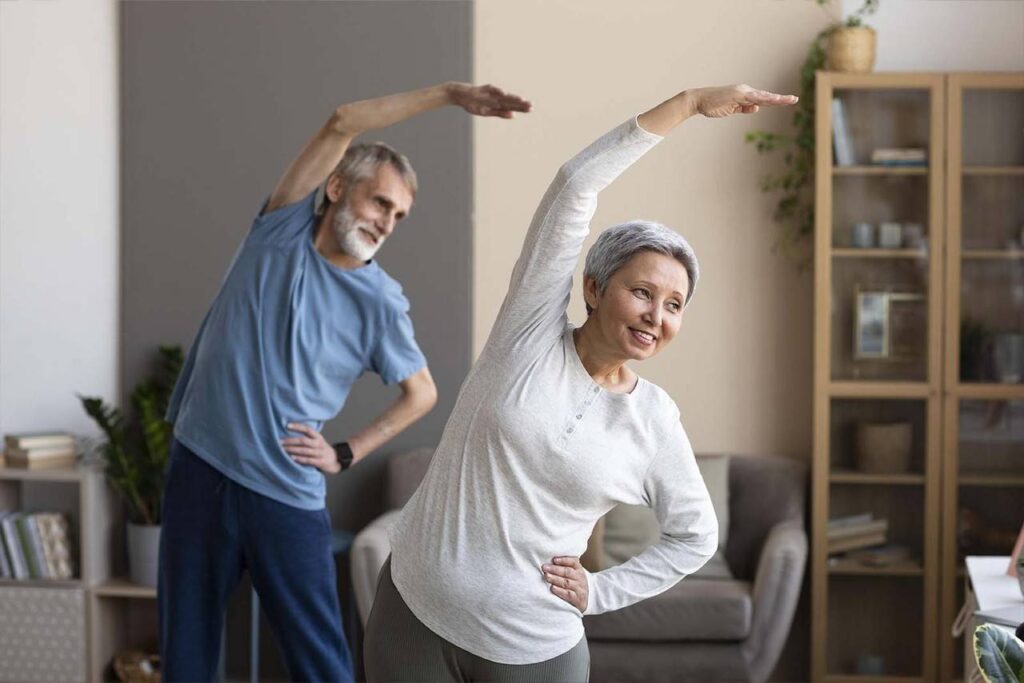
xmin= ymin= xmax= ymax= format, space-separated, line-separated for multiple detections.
xmin=828 ymin=26 xmax=876 ymax=73
xmin=856 ymin=422 xmax=913 ymax=474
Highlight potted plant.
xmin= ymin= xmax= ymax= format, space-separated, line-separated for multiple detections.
xmin=745 ymin=0 xmax=879 ymax=266
xmin=973 ymin=623 xmax=1024 ymax=682
xmin=826 ymin=0 xmax=879 ymax=73
xmin=80 ymin=345 xmax=183 ymax=587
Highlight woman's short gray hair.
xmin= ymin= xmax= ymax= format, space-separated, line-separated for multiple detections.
xmin=316 ymin=142 xmax=417 ymax=213
xmin=583 ymin=220 xmax=699 ymax=313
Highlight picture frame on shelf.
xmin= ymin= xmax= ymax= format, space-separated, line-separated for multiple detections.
xmin=854 ymin=290 xmax=889 ymax=358
xmin=853 ymin=288 xmax=927 ymax=361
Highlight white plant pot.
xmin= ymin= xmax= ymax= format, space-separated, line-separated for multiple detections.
xmin=127 ymin=522 xmax=161 ymax=588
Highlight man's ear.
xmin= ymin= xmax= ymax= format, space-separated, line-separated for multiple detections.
xmin=583 ymin=276 xmax=600 ymax=312
xmin=325 ymin=173 xmax=348 ymax=204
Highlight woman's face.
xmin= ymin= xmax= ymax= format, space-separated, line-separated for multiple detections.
xmin=584 ymin=250 xmax=689 ymax=362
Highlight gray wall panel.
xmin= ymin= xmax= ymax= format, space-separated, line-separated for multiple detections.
xmin=122 ymin=2 xmax=471 ymax=673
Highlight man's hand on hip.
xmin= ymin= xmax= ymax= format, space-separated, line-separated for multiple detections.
xmin=281 ymin=423 xmax=340 ymax=475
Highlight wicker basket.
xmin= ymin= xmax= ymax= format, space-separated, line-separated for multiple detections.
xmin=113 ymin=651 xmax=160 ymax=683
xmin=855 ymin=422 xmax=912 ymax=474
xmin=828 ymin=26 xmax=877 ymax=73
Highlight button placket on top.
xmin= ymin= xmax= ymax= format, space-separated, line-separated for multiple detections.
xmin=558 ymin=384 xmax=601 ymax=447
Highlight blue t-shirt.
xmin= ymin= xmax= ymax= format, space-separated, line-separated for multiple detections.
xmin=166 ymin=190 xmax=426 ymax=509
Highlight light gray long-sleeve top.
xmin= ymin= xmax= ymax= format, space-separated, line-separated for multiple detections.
xmin=389 ymin=116 xmax=718 ymax=665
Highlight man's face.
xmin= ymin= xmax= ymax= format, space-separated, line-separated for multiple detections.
xmin=330 ymin=164 xmax=414 ymax=262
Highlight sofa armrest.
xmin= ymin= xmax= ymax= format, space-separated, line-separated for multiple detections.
xmin=351 ymin=509 xmax=402 ymax=628
xmin=741 ymin=520 xmax=808 ymax=683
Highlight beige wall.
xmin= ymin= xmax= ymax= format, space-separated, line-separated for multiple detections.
xmin=473 ymin=0 xmax=837 ymax=459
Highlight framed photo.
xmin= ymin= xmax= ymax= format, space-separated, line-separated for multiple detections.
xmin=855 ymin=291 xmax=890 ymax=359
xmin=854 ymin=289 xmax=927 ymax=361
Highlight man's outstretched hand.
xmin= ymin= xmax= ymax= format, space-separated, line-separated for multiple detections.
xmin=449 ymin=83 xmax=532 ymax=119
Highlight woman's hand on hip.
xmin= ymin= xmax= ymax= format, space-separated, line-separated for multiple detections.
xmin=542 ymin=556 xmax=589 ymax=613
xmin=281 ymin=423 xmax=340 ymax=474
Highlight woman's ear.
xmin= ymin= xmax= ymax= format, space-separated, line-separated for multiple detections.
xmin=583 ymin=276 xmax=600 ymax=313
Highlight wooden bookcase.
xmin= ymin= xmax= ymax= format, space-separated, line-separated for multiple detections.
xmin=0 ymin=464 xmax=158 ymax=683
xmin=813 ymin=71 xmax=1024 ymax=683
xmin=813 ymin=71 xmax=945 ymax=683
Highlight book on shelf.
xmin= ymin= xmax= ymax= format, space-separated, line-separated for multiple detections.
xmin=845 ymin=544 xmax=912 ymax=567
xmin=3 ymin=432 xmax=74 ymax=451
xmin=827 ymin=512 xmax=877 ymax=531
xmin=3 ymin=454 xmax=79 ymax=470
xmin=0 ymin=511 xmax=73 ymax=581
xmin=831 ymin=98 xmax=856 ymax=167
xmin=829 ymin=531 xmax=888 ymax=555
xmin=0 ymin=514 xmax=11 ymax=579
xmin=870 ymin=148 xmax=927 ymax=166
xmin=1 ymin=513 xmax=29 ymax=580
xmin=827 ymin=518 xmax=888 ymax=540
xmin=3 ymin=441 xmax=79 ymax=470
xmin=35 ymin=513 xmax=74 ymax=580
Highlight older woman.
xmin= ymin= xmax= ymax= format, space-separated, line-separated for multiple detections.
xmin=364 ymin=84 xmax=798 ymax=682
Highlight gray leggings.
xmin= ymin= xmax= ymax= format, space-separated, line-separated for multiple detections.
xmin=364 ymin=558 xmax=590 ymax=683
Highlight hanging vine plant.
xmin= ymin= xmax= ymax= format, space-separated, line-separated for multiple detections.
xmin=746 ymin=0 xmax=878 ymax=268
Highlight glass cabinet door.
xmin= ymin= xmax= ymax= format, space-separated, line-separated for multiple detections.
xmin=955 ymin=84 xmax=1024 ymax=385
xmin=830 ymin=88 xmax=935 ymax=384
xmin=941 ymin=73 xmax=1024 ymax=683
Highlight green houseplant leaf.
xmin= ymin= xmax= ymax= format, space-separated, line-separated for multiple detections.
xmin=744 ymin=0 xmax=878 ymax=267
xmin=79 ymin=345 xmax=183 ymax=526
xmin=974 ymin=623 xmax=1024 ymax=683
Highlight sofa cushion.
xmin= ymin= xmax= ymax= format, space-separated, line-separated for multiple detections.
xmin=583 ymin=578 xmax=752 ymax=642
xmin=385 ymin=447 xmax=435 ymax=509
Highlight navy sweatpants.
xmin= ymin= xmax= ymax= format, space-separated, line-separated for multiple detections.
xmin=158 ymin=439 xmax=352 ymax=682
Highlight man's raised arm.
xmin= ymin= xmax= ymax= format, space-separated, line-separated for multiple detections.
xmin=265 ymin=82 xmax=532 ymax=213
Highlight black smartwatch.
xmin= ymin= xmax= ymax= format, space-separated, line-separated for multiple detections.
xmin=332 ymin=441 xmax=354 ymax=472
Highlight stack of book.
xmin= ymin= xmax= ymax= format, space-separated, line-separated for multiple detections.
xmin=0 ymin=511 xmax=75 ymax=581
xmin=3 ymin=432 xmax=77 ymax=469
xmin=870 ymin=148 xmax=927 ymax=167
xmin=828 ymin=513 xmax=888 ymax=554
xmin=845 ymin=544 xmax=912 ymax=568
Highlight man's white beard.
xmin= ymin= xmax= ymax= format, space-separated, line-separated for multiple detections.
xmin=332 ymin=204 xmax=381 ymax=262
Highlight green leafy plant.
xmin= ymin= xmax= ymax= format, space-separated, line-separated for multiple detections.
xmin=974 ymin=623 xmax=1024 ymax=682
xmin=745 ymin=0 xmax=879 ymax=265
xmin=79 ymin=345 xmax=184 ymax=525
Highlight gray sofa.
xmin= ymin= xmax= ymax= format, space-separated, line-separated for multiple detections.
xmin=351 ymin=448 xmax=807 ymax=683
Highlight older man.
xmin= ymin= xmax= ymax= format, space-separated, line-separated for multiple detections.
xmin=159 ymin=82 xmax=530 ymax=683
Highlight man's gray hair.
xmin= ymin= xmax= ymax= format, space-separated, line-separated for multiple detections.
xmin=583 ymin=220 xmax=699 ymax=313
xmin=316 ymin=142 xmax=418 ymax=213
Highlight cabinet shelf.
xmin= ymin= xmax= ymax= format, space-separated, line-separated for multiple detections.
xmin=832 ymin=248 xmax=928 ymax=260
xmin=962 ymin=165 xmax=1024 ymax=176
xmin=830 ymin=470 xmax=925 ymax=485
xmin=93 ymin=578 xmax=157 ymax=599
xmin=828 ymin=382 xmax=932 ymax=399
xmin=827 ymin=558 xmax=925 ymax=577
xmin=824 ymin=676 xmax=923 ymax=683
xmin=954 ymin=384 xmax=1024 ymax=400
xmin=0 ymin=577 xmax=83 ymax=589
xmin=961 ymin=249 xmax=1024 ymax=260
xmin=958 ymin=474 xmax=1024 ymax=487
xmin=0 ymin=463 xmax=98 ymax=482
xmin=833 ymin=166 xmax=928 ymax=176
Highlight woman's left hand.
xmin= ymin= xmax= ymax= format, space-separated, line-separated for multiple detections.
xmin=689 ymin=84 xmax=798 ymax=118
xmin=542 ymin=556 xmax=589 ymax=613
